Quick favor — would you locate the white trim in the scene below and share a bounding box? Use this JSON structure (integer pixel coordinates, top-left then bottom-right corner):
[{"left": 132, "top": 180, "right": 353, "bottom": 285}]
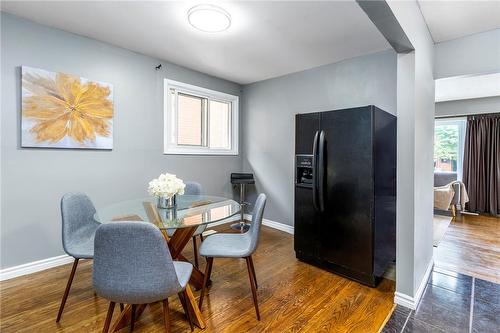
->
[
  {"left": 394, "top": 291, "right": 416, "bottom": 309},
  {"left": 434, "top": 118, "right": 466, "bottom": 180},
  {"left": 0, "top": 217, "right": 239, "bottom": 282},
  {"left": 163, "top": 79, "right": 239, "bottom": 156},
  {"left": 206, "top": 214, "right": 240, "bottom": 228},
  {"left": 208, "top": 213, "right": 294, "bottom": 235},
  {"left": 394, "top": 258, "right": 434, "bottom": 309},
  {"left": 0, "top": 254, "right": 74, "bottom": 282},
  {"left": 244, "top": 213, "right": 294, "bottom": 235},
  {"left": 0, "top": 215, "right": 293, "bottom": 282}
]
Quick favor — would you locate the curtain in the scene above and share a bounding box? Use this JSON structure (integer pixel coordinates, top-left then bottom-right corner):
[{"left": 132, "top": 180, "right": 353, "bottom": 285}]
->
[{"left": 462, "top": 113, "right": 500, "bottom": 216}]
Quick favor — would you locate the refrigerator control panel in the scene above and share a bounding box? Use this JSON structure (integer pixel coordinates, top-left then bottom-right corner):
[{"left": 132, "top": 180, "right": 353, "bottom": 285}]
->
[{"left": 296, "top": 155, "right": 313, "bottom": 187}]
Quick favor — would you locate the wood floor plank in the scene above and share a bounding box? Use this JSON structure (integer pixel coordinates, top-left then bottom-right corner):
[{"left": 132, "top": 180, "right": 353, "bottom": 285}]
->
[
  {"left": 434, "top": 213, "right": 500, "bottom": 284},
  {"left": 1, "top": 225, "right": 395, "bottom": 332}
]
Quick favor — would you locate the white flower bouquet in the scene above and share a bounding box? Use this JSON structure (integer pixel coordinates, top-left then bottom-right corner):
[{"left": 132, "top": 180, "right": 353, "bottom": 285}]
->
[{"left": 148, "top": 173, "right": 186, "bottom": 199}]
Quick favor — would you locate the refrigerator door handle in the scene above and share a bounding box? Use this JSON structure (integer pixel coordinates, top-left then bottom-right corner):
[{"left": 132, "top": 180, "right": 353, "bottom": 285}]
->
[
  {"left": 312, "top": 130, "right": 320, "bottom": 211},
  {"left": 318, "top": 130, "right": 326, "bottom": 212}
]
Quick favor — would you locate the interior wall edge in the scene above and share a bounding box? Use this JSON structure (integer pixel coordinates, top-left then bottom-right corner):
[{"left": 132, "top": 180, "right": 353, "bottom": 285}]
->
[{"left": 394, "top": 258, "right": 434, "bottom": 310}]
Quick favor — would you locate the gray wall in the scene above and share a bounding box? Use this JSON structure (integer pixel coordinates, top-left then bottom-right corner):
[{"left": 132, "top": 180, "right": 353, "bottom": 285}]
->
[
  {"left": 241, "top": 50, "right": 397, "bottom": 225},
  {"left": 388, "top": 0, "right": 435, "bottom": 300},
  {"left": 434, "top": 29, "right": 500, "bottom": 118},
  {"left": 0, "top": 13, "right": 242, "bottom": 269},
  {"left": 434, "top": 29, "right": 500, "bottom": 79}
]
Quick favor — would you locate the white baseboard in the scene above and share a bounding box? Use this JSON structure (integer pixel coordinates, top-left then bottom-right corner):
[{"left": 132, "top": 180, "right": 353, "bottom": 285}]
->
[
  {"left": 0, "top": 254, "right": 74, "bottom": 282},
  {"left": 394, "top": 258, "right": 434, "bottom": 310},
  {"left": 244, "top": 213, "right": 294, "bottom": 234},
  {"left": 0, "top": 215, "right": 294, "bottom": 282},
  {"left": 207, "top": 214, "right": 240, "bottom": 227},
  {"left": 394, "top": 292, "right": 415, "bottom": 309}
]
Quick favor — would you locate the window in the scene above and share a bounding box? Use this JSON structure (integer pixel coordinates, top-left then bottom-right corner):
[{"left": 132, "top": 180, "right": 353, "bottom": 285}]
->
[
  {"left": 434, "top": 118, "right": 466, "bottom": 180},
  {"left": 164, "top": 79, "right": 239, "bottom": 155}
]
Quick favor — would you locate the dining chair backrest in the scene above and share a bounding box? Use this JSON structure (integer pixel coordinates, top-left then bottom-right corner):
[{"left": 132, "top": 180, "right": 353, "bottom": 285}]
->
[
  {"left": 93, "top": 222, "right": 182, "bottom": 304},
  {"left": 167, "top": 181, "right": 203, "bottom": 238},
  {"left": 248, "top": 193, "right": 267, "bottom": 255},
  {"left": 185, "top": 181, "right": 202, "bottom": 195},
  {"left": 60, "top": 192, "right": 98, "bottom": 257},
  {"left": 184, "top": 181, "right": 206, "bottom": 237}
]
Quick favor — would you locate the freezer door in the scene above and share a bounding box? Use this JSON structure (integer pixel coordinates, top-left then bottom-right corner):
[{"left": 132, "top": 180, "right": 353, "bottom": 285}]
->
[
  {"left": 318, "top": 107, "right": 374, "bottom": 276},
  {"left": 294, "top": 186, "right": 321, "bottom": 259},
  {"left": 295, "top": 113, "right": 320, "bottom": 155},
  {"left": 294, "top": 113, "right": 321, "bottom": 259}
]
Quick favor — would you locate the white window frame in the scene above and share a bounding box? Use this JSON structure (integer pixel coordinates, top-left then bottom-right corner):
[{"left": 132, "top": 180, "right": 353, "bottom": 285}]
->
[
  {"left": 164, "top": 79, "right": 239, "bottom": 155},
  {"left": 434, "top": 117, "right": 467, "bottom": 180}
]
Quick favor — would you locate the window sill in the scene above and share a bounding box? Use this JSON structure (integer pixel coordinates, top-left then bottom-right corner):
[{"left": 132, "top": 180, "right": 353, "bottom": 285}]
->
[{"left": 163, "top": 149, "right": 239, "bottom": 156}]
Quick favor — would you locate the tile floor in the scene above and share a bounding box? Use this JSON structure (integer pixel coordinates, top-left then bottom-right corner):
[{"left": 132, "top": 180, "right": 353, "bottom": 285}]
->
[{"left": 383, "top": 267, "right": 500, "bottom": 333}]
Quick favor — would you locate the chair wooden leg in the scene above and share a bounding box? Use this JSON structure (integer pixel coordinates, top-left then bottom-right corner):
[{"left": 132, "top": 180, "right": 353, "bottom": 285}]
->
[
  {"left": 102, "top": 302, "right": 116, "bottom": 333},
  {"left": 451, "top": 204, "right": 457, "bottom": 217},
  {"left": 184, "top": 285, "right": 206, "bottom": 329},
  {"left": 200, "top": 234, "right": 204, "bottom": 242},
  {"left": 162, "top": 299, "right": 171, "bottom": 333},
  {"left": 178, "top": 292, "right": 188, "bottom": 315},
  {"left": 206, "top": 257, "right": 214, "bottom": 281},
  {"left": 109, "top": 304, "right": 146, "bottom": 333},
  {"left": 119, "top": 303, "right": 124, "bottom": 312},
  {"left": 56, "top": 258, "right": 79, "bottom": 322},
  {"left": 245, "top": 256, "right": 260, "bottom": 320},
  {"left": 180, "top": 291, "right": 194, "bottom": 331},
  {"left": 198, "top": 257, "right": 213, "bottom": 309},
  {"left": 130, "top": 304, "right": 136, "bottom": 332},
  {"left": 192, "top": 236, "right": 199, "bottom": 269},
  {"left": 248, "top": 255, "right": 258, "bottom": 290}
]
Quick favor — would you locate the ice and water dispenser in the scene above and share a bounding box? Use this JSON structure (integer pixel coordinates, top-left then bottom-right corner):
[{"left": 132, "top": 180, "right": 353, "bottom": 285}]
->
[{"left": 295, "top": 155, "right": 313, "bottom": 187}]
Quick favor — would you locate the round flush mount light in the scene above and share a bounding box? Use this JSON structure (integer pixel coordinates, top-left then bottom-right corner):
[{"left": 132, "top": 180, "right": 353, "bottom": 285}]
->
[{"left": 188, "top": 4, "right": 231, "bottom": 33}]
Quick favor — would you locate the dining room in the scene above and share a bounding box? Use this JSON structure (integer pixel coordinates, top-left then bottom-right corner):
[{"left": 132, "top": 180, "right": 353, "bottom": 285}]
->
[
  {"left": 0, "top": 1, "right": 400, "bottom": 331},
  {"left": 1, "top": 1, "right": 499, "bottom": 333}
]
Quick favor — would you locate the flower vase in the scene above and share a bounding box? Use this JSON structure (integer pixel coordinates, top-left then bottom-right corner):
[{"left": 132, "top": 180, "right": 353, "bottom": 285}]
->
[{"left": 157, "top": 195, "right": 177, "bottom": 209}]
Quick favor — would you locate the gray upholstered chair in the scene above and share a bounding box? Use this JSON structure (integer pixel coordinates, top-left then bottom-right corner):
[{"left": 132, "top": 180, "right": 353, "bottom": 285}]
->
[
  {"left": 198, "top": 193, "right": 267, "bottom": 320},
  {"left": 168, "top": 181, "right": 206, "bottom": 268},
  {"left": 56, "top": 192, "right": 100, "bottom": 322},
  {"left": 434, "top": 171, "right": 461, "bottom": 215},
  {"left": 93, "top": 222, "right": 194, "bottom": 333},
  {"left": 185, "top": 181, "right": 202, "bottom": 197}
]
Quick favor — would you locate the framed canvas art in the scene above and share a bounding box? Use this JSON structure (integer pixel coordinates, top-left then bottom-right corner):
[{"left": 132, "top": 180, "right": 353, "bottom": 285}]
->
[{"left": 21, "top": 66, "right": 114, "bottom": 149}]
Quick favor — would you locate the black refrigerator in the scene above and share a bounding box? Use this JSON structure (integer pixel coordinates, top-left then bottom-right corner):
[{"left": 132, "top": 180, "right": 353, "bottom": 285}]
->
[{"left": 294, "top": 105, "right": 396, "bottom": 287}]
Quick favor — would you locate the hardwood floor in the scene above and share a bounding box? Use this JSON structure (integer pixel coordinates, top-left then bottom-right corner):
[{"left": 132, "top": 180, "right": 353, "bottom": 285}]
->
[
  {"left": 434, "top": 213, "right": 500, "bottom": 284},
  {"left": 0, "top": 225, "right": 395, "bottom": 333}
]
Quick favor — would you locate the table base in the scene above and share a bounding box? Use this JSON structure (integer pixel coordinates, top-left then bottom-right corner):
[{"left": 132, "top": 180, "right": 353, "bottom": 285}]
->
[{"left": 109, "top": 203, "right": 208, "bottom": 332}]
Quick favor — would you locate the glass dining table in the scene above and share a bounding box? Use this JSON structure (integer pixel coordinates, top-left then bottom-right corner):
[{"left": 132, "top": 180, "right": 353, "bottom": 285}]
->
[
  {"left": 93, "top": 194, "right": 240, "bottom": 331},
  {"left": 94, "top": 195, "right": 240, "bottom": 230}
]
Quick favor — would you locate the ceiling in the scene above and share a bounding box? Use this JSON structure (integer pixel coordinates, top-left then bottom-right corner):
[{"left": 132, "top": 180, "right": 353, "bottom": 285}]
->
[
  {"left": 418, "top": 0, "right": 500, "bottom": 43},
  {"left": 0, "top": 1, "right": 391, "bottom": 85}
]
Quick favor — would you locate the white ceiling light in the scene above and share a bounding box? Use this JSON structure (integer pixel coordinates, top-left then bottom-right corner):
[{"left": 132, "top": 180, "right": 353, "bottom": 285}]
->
[{"left": 188, "top": 4, "right": 231, "bottom": 33}]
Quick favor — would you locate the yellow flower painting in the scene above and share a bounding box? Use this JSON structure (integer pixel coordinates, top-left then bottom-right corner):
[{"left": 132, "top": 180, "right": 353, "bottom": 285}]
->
[{"left": 21, "top": 66, "right": 113, "bottom": 149}]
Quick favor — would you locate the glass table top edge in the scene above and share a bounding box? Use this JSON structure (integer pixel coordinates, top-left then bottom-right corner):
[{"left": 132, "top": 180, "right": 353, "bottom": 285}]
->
[{"left": 93, "top": 195, "right": 241, "bottom": 230}]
